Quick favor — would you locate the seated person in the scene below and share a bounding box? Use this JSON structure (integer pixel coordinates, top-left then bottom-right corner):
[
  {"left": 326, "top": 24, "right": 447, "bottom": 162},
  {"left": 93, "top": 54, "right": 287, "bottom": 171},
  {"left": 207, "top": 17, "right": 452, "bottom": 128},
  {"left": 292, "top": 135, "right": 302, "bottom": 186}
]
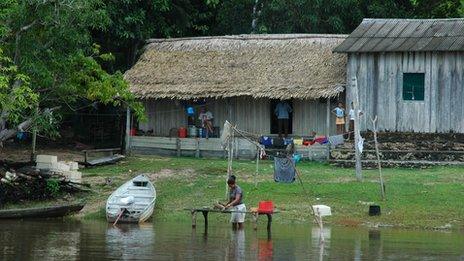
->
[
  {"left": 198, "top": 106, "right": 213, "bottom": 137},
  {"left": 305, "top": 131, "right": 328, "bottom": 146}
]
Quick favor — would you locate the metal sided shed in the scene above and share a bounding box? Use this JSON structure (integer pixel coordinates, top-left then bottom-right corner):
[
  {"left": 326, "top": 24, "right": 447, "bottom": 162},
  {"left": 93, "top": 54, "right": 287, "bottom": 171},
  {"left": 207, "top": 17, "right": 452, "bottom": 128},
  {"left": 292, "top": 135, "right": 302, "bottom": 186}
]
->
[{"left": 334, "top": 18, "right": 464, "bottom": 133}]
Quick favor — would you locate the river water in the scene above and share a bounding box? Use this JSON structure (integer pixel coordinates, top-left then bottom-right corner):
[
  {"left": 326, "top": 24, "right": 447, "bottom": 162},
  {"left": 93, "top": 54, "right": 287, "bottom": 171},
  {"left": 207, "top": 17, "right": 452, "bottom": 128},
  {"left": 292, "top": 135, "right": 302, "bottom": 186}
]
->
[{"left": 0, "top": 219, "right": 463, "bottom": 260}]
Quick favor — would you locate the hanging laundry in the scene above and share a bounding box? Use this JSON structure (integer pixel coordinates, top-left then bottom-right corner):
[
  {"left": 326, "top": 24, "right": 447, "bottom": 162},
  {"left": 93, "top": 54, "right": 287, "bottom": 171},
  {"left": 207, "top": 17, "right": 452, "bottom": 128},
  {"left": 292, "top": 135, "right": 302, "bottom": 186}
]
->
[
  {"left": 274, "top": 156, "right": 296, "bottom": 183},
  {"left": 259, "top": 136, "right": 273, "bottom": 148},
  {"left": 328, "top": 134, "right": 345, "bottom": 148},
  {"left": 283, "top": 138, "right": 294, "bottom": 145},
  {"left": 220, "top": 121, "right": 233, "bottom": 149},
  {"left": 259, "top": 148, "right": 267, "bottom": 159}
]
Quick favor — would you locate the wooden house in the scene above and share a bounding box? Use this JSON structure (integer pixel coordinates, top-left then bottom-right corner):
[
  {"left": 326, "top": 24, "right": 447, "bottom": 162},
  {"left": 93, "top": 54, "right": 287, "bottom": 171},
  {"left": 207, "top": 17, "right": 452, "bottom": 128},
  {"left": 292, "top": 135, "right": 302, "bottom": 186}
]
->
[
  {"left": 334, "top": 18, "right": 464, "bottom": 133},
  {"left": 124, "top": 34, "right": 347, "bottom": 158}
]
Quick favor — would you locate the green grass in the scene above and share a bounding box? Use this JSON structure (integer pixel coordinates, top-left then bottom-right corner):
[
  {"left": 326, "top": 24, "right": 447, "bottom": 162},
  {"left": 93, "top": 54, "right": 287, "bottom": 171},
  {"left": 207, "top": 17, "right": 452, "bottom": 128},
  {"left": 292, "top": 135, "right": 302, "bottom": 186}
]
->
[{"left": 79, "top": 156, "right": 464, "bottom": 230}]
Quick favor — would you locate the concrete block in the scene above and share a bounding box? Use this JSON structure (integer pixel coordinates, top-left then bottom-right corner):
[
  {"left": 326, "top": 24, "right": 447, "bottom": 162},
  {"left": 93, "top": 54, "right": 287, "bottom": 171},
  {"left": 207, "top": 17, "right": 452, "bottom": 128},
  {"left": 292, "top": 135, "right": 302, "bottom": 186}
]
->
[
  {"left": 54, "top": 161, "right": 70, "bottom": 172},
  {"left": 36, "top": 162, "right": 57, "bottom": 170},
  {"left": 63, "top": 171, "right": 82, "bottom": 183},
  {"left": 36, "top": 155, "right": 57, "bottom": 163},
  {"left": 67, "top": 161, "right": 79, "bottom": 171}
]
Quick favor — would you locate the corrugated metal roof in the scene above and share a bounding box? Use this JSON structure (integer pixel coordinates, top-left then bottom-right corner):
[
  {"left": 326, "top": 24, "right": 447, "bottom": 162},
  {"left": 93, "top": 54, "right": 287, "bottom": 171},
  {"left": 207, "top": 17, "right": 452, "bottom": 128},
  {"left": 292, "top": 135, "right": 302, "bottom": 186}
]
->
[{"left": 334, "top": 18, "right": 464, "bottom": 52}]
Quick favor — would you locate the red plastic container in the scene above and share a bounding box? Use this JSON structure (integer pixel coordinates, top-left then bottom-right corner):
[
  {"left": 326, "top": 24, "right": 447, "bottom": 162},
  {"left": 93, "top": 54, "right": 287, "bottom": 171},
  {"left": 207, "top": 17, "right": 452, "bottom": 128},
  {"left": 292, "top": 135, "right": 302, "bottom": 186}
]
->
[
  {"left": 178, "top": 127, "right": 187, "bottom": 138},
  {"left": 258, "top": 201, "right": 274, "bottom": 214}
]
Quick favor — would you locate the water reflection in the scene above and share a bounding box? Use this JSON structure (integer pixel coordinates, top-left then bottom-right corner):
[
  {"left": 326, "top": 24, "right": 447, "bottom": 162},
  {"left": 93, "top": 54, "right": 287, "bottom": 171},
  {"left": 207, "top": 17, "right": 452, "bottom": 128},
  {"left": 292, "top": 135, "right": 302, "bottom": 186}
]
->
[
  {"left": 257, "top": 236, "right": 273, "bottom": 261},
  {"left": 226, "top": 229, "right": 245, "bottom": 260},
  {"left": 311, "top": 226, "right": 331, "bottom": 261},
  {"left": 0, "top": 219, "right": 82, "bottom": 260},
  {"left": 0, "top": 220, "right": 463, "bottom": 260},
  {"left": 105, "top": 223, "right": 154, "bottom": 260}
]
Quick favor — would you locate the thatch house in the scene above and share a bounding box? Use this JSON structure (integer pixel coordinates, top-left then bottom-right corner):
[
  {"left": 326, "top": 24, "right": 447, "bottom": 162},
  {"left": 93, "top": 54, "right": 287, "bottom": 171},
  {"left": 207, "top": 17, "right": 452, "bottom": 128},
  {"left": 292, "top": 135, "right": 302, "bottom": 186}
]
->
[
  {"left": 334, "top": 18, "right": 464, "bottom": 133},
  {"left": 124, "top": 34, "right": 347, "bottom": 157}
]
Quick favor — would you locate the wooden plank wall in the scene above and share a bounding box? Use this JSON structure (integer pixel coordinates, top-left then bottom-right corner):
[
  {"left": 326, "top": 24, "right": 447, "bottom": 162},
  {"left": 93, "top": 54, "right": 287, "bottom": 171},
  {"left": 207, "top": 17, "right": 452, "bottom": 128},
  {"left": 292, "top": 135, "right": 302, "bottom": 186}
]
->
[
  {"left": 346, "top": 52, "right": 464, "bottom": 133},
  {"left": 233, "top": 97, "right": 270, "bottom": 134},
  {"left": 138, "top": 99, "right": 185, "bottom": 136},
  {"left": 130, "top": 136, "right": 330, "bottom": 160},
  {"left": 138, "top": 97, "right": 338, "bottom": 136},
  {"left": 293, "top": 99, "right": 338, "bottom": 136}
]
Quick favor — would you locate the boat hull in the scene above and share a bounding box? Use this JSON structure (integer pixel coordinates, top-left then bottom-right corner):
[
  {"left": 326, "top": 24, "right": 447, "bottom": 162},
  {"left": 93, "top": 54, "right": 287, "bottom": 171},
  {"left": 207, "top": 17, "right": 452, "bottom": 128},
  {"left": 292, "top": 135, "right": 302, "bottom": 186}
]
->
[
  {"left": 0, "top": 203, "right": 85, "bottom": 219},
  {"left": 106, "top": 174, "right": 156, "bottom": 223}
]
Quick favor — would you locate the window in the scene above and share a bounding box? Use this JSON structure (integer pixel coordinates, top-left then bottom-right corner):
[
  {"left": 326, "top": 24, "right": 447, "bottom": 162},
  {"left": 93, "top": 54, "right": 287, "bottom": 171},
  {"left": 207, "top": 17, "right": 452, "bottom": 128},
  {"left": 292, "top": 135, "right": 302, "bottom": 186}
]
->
[{"left": 403, "top": 73, "right": 425, "bottom": 101}]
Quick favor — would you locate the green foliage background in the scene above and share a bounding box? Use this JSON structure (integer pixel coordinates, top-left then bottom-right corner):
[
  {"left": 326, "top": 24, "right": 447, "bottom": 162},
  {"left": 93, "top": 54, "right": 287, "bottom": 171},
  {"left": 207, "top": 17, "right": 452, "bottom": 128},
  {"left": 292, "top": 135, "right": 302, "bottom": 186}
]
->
[{"left": 0, "top": 0, "right": 462, "bottom": 139}]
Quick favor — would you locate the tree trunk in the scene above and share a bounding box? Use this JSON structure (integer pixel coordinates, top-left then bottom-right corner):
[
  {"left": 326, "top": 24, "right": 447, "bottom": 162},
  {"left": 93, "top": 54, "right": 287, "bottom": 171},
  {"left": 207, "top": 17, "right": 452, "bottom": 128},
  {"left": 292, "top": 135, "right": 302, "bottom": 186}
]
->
[
  {"left": 351, "top": 76, "right": 363, "bottom": 181},
  {"left": 0, "top": 107, "right": 60, "bottom": 146}
]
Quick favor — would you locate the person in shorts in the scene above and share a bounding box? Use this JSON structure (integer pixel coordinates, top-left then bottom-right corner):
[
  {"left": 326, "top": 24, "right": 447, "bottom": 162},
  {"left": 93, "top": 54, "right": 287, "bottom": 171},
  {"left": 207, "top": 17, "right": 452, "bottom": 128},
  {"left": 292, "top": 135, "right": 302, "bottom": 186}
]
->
[
  {"left": 225, "top": 175, "right": 246, "bottom": 230},
  {"left": 332, "top": 102, "right": 346, "bottom": 134}
]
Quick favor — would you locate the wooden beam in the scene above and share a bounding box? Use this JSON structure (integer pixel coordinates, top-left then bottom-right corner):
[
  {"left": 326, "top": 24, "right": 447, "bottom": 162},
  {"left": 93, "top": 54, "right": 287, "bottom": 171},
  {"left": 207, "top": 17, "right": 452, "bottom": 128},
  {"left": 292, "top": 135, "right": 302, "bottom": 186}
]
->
[
  {"left": 176, "top": 138, "right": 181, "bottom": 157},
  {"left": 351, "top": 76, "right": 363, "bottom": 181},
  {"left": 326, "top": 98, "right": 330, "bottom": 136},
  {"left": 125, "top": 108, "right": 131, "bottom": 153}
]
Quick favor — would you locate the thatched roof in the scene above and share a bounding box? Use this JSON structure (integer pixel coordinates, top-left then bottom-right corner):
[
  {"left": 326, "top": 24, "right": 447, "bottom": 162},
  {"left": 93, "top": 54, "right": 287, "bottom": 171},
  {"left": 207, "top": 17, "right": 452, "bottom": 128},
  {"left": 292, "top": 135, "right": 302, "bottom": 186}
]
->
[
  {"left": 334, "top": 18, "right": 464, "bottom": 53},
  {"left": 125, "top": 34, "right": 347, "bottom": 100}
]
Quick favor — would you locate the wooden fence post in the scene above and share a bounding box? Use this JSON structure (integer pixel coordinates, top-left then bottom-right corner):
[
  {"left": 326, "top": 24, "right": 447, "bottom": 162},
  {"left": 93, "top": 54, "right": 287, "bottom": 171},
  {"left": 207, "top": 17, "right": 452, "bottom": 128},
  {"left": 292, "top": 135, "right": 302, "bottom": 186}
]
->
[
  {"left": 125, "top": 108, "right": 131, "bottom": 154},
  {"left": 176, "top": 138, "right": 181, "bottom": 157},
  {"left": 195, "top": 138, "right": 200, "bottom": 158},
  {"left": 351, "top": 76, "right": 363, "bottom": 181},
  {"left": 372, "top": 116, "right": 386, "bottom": 200}
]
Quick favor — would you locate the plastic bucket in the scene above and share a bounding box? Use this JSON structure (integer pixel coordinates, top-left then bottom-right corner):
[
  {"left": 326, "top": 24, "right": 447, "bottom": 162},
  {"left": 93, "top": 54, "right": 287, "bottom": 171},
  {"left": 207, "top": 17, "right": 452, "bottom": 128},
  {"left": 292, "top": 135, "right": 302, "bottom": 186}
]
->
[
  {"left": 258, "top": 201, "right": 274, "bottom": 214},
  {"left": 178, "top": 127, "right": 187, "bottom": 138}
]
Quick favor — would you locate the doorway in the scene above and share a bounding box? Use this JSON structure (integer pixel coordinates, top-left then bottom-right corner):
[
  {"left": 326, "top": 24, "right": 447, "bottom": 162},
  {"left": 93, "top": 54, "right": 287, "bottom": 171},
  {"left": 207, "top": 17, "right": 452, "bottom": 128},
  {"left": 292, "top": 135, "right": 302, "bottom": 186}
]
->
[{"left": 270, "top": 99, "right": 293, "bottom": 135}]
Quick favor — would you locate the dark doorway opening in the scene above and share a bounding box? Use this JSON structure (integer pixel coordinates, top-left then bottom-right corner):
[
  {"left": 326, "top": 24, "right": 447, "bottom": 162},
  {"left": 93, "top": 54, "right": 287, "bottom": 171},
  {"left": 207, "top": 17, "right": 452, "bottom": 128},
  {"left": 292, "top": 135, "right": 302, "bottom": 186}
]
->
[{"left": 270, "top": 99, "right": 293, "bottom": 135}]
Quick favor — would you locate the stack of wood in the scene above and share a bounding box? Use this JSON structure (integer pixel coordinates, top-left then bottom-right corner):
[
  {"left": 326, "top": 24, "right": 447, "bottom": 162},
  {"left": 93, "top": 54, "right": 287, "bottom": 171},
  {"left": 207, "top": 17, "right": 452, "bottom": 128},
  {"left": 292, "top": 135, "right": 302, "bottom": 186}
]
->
[
  {"left": 330, "top": 132, "right": 464, "bottom": 168},
  {"left": 0, "top": 164, "right": 89, "bottom": 205}
]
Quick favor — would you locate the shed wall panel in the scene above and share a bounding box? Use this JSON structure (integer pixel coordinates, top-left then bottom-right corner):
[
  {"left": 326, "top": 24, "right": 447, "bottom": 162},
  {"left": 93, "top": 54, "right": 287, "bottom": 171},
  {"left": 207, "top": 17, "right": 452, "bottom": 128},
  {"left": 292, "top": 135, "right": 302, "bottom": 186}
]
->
[
  {"left": 293, "top": 99, "right": 337, "bottom": 136},
  {"left": 346, "top": 51, "right": 464, "bottom": 133},
  {"left": 139, "top": 97, "right": 336, "bottom": 137}
]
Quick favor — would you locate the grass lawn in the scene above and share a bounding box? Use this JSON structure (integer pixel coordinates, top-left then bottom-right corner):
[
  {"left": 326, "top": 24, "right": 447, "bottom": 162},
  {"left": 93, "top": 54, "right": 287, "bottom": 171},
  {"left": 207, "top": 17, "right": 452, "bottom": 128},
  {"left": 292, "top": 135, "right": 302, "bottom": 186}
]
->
[{"left": 79, "top": 155, "right": 464, "bottom": 230}]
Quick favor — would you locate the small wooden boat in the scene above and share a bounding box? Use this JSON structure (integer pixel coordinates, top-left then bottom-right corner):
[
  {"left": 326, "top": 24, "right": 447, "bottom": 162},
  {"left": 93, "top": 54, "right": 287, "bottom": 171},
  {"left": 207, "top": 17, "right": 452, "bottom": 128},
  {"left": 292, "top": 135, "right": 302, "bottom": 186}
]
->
[
  {"left": 106, "top": 174, "right": 156, "bottom": 223},
  {"left": 0, "top": 203, "right": 85, "bottom": 219}
]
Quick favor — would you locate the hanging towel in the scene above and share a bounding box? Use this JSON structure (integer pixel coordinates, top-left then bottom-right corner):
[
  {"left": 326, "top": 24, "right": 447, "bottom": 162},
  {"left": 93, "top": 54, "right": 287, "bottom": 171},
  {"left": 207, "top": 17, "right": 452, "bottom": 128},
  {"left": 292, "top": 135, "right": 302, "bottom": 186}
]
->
[
  {"left": 328, "top": 134, "right": 345, "bottom": 148},
  {"left": 274, "top": 157, "right": 296, "bottom": 183}
]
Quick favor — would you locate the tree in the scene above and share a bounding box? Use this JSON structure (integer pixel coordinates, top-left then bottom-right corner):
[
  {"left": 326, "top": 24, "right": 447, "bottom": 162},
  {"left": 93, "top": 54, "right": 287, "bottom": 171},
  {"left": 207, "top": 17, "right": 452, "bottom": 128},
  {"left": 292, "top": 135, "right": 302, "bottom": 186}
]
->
[
  {"left": 95, "top": 0, "right": 219, "bottom": 72},
  {"left": 0, "top": 0, "right": 143, "bottom": 146},
  {"left": 413, "top": 0, "right": 461, "bottom": 18}
]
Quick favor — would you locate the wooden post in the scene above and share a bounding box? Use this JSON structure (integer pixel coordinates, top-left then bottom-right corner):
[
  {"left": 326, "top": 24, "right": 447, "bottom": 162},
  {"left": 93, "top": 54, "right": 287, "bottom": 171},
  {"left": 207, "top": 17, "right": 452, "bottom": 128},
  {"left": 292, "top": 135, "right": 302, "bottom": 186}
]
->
[
  {"left": 125, "top": 108, "right": 131, "bottom": 154},
  {"left": 191, "top": 210, "right": 197, "bottom": 228},
  {"left": 195, "top": 138, "right": 200, "bottom": 158},
  {"left": 326, "top": 98, "right": 331, "bottom": 137},
  {"left": 326, "top": 99, "right": 331, "bottom": 161},
  {"left": 351, "top": 76, "right": 363, "bottom": 181},
  {"left": 234, "top": 136, "right": 238, "bottom": 159},
  {"left": 84, "top": 151, "right": 88, "bottom": 164},
  {"left": 252, "top": 212, "right": 259, "bottom": 230},
  {"left": 201, "top": 210, "right": 208, "bottom": 233},
  {"left": 176, "top": 138, "right": 181, "bottom": 157},
  {"left": 226, "top": 132, "right": 234, "bottom": 199},
  {"left": 372, "top": 116, "right": 386, "bottom": 200},
  {"left": 30, "top": 105, "right": 39, "bottom": 162},
  {"left": 266, "top": 213, "right": 272, "bottom": 231},
  {"left": 254, "top": 148, "right": 259, "bottom": 188}
]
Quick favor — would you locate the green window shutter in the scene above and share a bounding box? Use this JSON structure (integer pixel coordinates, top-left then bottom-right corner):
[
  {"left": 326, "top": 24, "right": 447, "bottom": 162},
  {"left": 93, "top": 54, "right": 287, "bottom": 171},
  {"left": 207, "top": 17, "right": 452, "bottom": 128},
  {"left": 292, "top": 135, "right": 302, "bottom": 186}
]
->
[{"left": 403, "top": 73, "right": 425, "bottom": 101}]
